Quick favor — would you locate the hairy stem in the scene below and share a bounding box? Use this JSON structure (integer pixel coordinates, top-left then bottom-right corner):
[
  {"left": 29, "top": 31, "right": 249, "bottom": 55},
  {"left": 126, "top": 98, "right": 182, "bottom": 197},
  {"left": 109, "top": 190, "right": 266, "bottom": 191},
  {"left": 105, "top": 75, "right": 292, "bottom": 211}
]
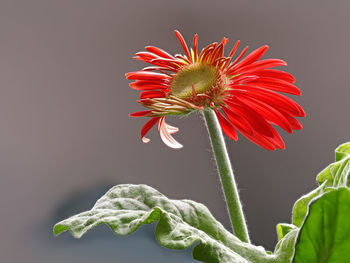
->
[{"left": 203, "top": 108, "right": 250, "bottom": 243}]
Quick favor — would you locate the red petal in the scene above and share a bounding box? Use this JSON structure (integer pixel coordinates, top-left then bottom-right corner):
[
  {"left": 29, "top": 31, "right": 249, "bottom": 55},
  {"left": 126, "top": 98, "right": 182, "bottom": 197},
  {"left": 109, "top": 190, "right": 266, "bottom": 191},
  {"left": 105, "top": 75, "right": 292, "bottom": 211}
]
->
[
  {"left": 130, "top": 81, "right": 169, "bottom": 90},
  {"left": 241, "top": 130, "right": 276, "bottom": 150},
  {"left": 228, "top": 85, "right": 305, "bottom": 117},
  {"left": 150, "top": 58, "right": 184, "bottom": 69},
  {"left": 233, "top": 45, "right": 269, "bottom": 70},
  {"left": 145, "top": 46, "right": 175, "bottom": 60},
  {"left": 135, "top": 52, "right": 159, "bottom": 61},
  {"left": 221, "top": 106, "right": 254, "bottom": 136},
  {"left": 174, "top": 54, "right": 192, "bottom": 64},
  {"left": 213, "top": 108, "right": 238, "bottom": 141},
  {"left": 130, "top": 110, "right": 153, "bottom": 117},
  {"left": 235, "top": 95, "right": 292, "bottom": 133},
  {"left": 174, "top": 30, "right": 192, "bottom": 62},
  {"left": 209, "top": 43, "right": 224, "bottom": 64},
  {"left": 245, "top": 77, "right": 301, "bottom": 95},
  {"left": 224, "top": 98, "right": 275, "bottom": 138},
  {"left": 278, "top": 109, "right": 303, "bottom": 130},
  {"left": 142, "top": 66, "right": 176, "bottom": 73},
  {"left": 268, "top": 128, "right": 285, "bottom": 149},
  {"left": 228, "top": 40, "right": 240, "bottom": 58},
  {"left": 232, "top": 59, "right": 287, "bottom": 75},
  {"left": 234, "top": 123, "right": 285, "bottom": 150},
  {"left": 223, "top": 40, "right": 240, "bottom": 68},
  {"left": 255, "top": 69, "right": 295, "bottom": 83},
  {"left": 140, "top": 91, "right": 165, "bottom": 99},
  {"left": 199, "top": 43, "right": 217, "bottom": 62},
  {"left": 201, "top": 46, "right": 216, "bottom": 63},
  {"left": 141, "top": 117, "right": 160, "bottom": 143},
  {"left": 232, "top": 74, "right": 260, "bottom": 84},
  {"left": 228, "top": 46, "right": 248, "bottom": 68},
  {"left": 126, "top": 71, "right": 169, "bottom": 81},
  {"left": 193, "top": 34, "right": 198, "bottom": 62}
]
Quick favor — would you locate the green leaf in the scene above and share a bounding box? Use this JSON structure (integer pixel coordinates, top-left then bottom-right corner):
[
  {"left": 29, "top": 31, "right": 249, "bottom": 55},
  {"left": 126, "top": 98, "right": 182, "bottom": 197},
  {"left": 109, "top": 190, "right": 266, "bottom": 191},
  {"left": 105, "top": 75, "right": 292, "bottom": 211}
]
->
[
  {"left": 54, "top": 184, "right": 294, "bottom": 263},
  {"left": 317, "top": 143, "right": 350, "bottom": 188},
  {"left": 292, "top": 183, "right": 327, "bottom": 227},
  {"left": 276, "top": 142, "right": 350, "bottom": 262},
  {"left": 276, "top": 223, "right": 298, "bottom": 241},
  {"left": 274, "top": 228, "right": 299, "bottom": 262},
  {"left": 54, "top": 143, "right": 350, "bottom": 263},
  {"left": 335, "top": 142, "right": 350, "bottom": 161},
  {"left": 292, "top": 142, "right": 350, "bottom": 227},
  {"left": 293, "top": 187, "right": 350, "bottom": 263}
]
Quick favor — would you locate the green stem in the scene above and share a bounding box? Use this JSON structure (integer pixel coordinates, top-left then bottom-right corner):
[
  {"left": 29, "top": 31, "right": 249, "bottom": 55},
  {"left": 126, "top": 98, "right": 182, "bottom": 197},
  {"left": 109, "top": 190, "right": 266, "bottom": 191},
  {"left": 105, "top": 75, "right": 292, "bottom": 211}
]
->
[{"left": 203, "top": 108, "right": 250, "bottom": 243}]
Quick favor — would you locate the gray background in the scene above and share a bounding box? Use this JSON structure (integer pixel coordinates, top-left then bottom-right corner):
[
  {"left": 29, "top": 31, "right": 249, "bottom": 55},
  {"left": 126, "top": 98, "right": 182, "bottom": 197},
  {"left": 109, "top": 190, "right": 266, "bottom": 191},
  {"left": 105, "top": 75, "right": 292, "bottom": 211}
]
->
[{"left": 1, "top": 0, "right": 350, "bottom": 262}]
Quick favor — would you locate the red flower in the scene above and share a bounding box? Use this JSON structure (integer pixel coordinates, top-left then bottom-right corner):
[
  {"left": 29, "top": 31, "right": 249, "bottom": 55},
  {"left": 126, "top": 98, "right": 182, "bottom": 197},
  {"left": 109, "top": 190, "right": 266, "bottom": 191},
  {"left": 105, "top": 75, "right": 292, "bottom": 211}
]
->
[{"left": 127, "top": 30, "right": 305, "bottom": 150}]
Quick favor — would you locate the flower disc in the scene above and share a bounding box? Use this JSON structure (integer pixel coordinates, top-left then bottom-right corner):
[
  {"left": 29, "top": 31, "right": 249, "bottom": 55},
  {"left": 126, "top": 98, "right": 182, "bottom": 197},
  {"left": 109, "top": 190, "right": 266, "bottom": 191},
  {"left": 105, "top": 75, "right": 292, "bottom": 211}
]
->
[{"left": 170, "top": 64, "right": 219, "bottom": 99}]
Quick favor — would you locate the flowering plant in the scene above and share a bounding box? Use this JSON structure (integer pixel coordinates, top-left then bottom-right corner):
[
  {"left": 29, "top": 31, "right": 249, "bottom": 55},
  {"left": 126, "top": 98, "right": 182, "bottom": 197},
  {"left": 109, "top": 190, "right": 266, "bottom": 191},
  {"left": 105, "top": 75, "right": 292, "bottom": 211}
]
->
[
  {"left": 127, "top": 30, "right": 304, "bottom": 150},
  {"left": 54, "top": 31, "right": 350, "bottom": 262}
]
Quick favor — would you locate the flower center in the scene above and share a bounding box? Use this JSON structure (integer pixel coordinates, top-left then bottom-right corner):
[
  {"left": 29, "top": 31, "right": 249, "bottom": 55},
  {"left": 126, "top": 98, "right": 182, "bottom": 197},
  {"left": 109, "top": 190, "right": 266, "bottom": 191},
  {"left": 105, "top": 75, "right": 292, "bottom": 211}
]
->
[{"left": 170, "top": 64, "right": 219, "bottom": 99}]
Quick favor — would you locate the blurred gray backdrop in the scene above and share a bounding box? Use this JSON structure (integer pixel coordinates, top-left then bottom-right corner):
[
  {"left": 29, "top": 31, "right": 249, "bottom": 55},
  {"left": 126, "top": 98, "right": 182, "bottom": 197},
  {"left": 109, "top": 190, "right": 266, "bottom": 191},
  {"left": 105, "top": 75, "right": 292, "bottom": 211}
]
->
[{"left": 1, "top": 0, "right": 350, "bottom": 262}]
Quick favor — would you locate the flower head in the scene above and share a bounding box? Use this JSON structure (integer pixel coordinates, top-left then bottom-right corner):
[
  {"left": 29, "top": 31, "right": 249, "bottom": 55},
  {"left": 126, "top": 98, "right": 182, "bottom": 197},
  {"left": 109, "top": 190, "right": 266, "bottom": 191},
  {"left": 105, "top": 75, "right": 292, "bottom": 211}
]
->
[{"left": 127, "top": 30, "right": 305, "bottom": 150}]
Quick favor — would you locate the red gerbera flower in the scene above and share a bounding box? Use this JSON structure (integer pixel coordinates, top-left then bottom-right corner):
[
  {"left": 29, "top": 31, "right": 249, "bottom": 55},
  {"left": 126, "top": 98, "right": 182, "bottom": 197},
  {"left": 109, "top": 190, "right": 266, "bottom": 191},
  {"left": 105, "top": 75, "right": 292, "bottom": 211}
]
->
[{"left": 126, "top": 30, "right": 305, "bottom": 150}]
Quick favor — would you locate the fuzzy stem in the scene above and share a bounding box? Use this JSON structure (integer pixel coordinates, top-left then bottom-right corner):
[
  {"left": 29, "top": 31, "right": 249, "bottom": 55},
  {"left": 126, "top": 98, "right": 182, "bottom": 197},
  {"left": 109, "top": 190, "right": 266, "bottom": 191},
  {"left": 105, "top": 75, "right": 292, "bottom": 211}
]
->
[{"left": 203, "top": 108, "right": 250, "bottom": 243}]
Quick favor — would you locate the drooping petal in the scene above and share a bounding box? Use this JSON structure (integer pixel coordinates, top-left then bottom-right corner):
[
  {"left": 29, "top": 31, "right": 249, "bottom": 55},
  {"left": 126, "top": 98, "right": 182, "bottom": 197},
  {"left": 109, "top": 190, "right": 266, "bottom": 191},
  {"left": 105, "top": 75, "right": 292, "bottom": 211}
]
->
[
  {"left": 165, "top": 122, "right": 179, "bottom": 134},
  {"left": 158, "top": 117, "right": 183, "bottom": 149},
  {"left": 141, "top": 117, "right": 160, "bottom": 143}
]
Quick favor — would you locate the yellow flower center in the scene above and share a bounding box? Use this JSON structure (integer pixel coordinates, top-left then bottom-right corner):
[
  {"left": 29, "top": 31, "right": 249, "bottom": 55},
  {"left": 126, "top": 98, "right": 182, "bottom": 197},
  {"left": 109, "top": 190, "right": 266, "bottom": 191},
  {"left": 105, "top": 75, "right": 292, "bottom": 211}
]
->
[{"left": 170, "top": 64, "right": 219, "bottom": 99}]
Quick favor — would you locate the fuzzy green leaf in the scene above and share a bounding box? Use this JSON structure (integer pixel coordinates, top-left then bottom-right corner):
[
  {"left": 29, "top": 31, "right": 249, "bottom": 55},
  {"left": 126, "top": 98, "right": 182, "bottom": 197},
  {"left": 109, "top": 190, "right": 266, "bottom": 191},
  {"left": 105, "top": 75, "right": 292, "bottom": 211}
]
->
[
  {"left": 335, "top": 142, "right": 350, "bottom": 162},
  {"left": 54, "top": 184, "right": 295, "bottom": 263},
  {"left": 293, "top": 187, "right": 350, "bottom": 262},
  {"left": 276, "top": 223, "right": 298, "bottom": 241},
  {"left": 274, "top": 228, "right": 299, "bottom": 261}
]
